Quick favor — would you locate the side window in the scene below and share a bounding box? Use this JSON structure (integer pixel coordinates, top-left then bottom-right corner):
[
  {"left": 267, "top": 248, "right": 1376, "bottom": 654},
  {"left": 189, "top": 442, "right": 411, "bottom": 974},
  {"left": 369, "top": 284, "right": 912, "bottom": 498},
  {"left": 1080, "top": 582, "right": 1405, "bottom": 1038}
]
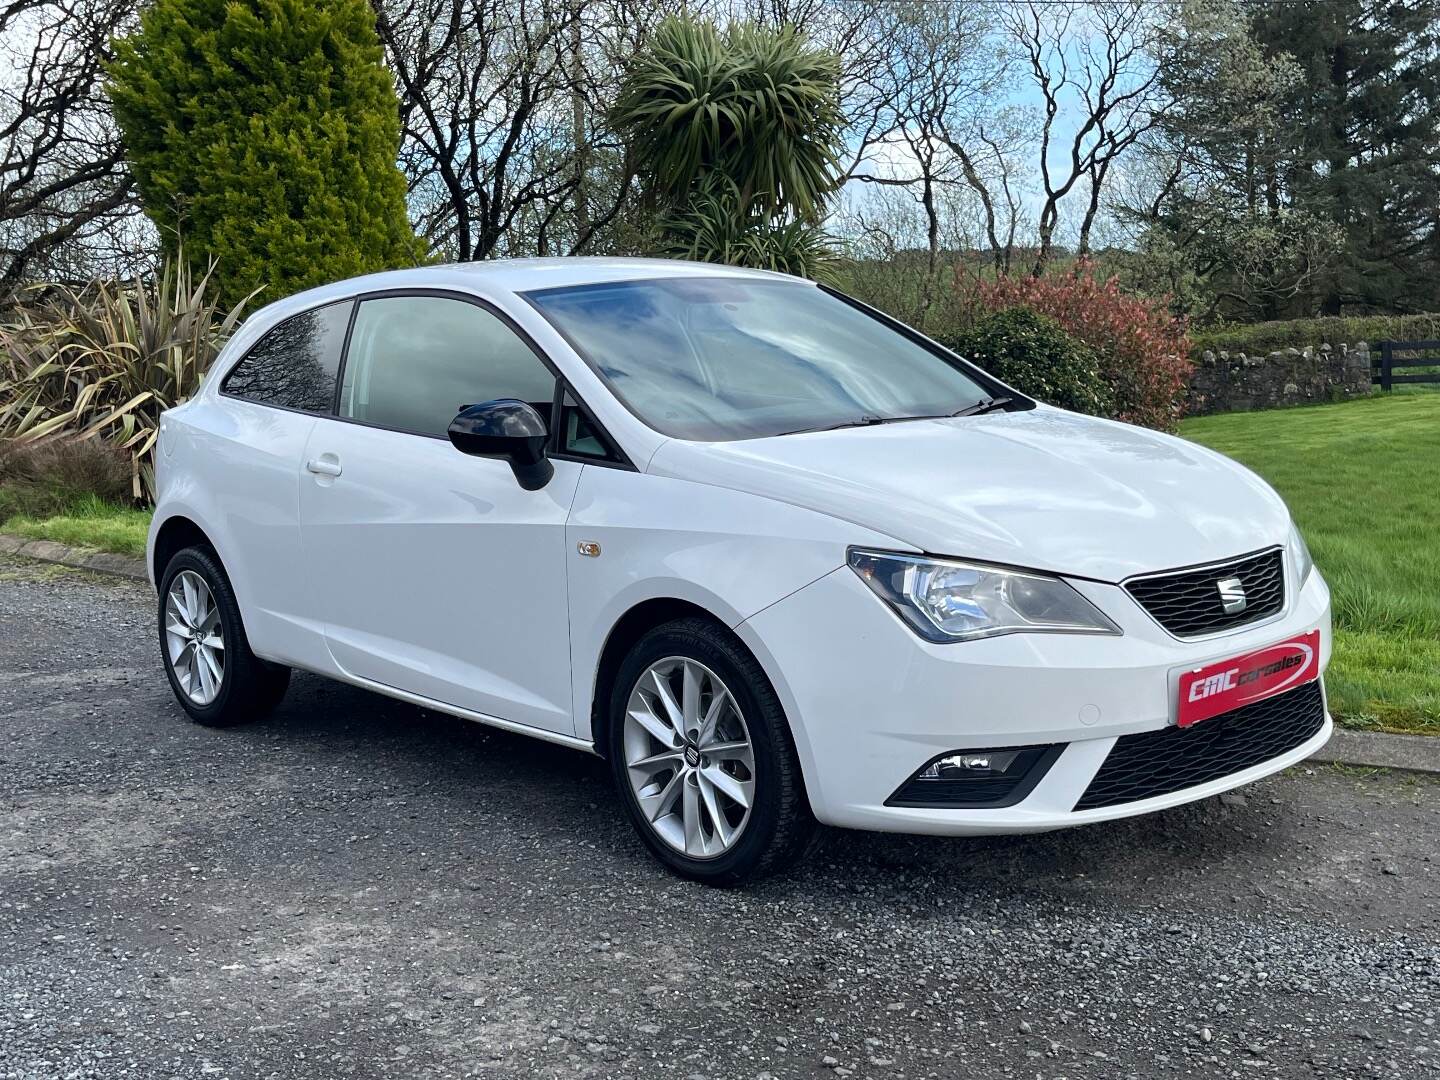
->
[
  {"left": 559, "top": 390, "right": 619, "bottom": 461},
  {"left": 222, "top": 301, "right": 351, "bottom": 413},
  {"left": 340, "top": 295, "right": 555, "bottom": 437}
]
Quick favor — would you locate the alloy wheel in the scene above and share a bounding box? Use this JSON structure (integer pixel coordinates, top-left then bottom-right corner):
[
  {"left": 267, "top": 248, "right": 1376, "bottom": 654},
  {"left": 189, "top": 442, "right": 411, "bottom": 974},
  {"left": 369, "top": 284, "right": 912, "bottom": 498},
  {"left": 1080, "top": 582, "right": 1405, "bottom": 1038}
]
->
[
  {"left": 164, "top": 570, "right": 225, "bottom": 705},
  {"left": 622, "top": 656, "right": 756, "bottom": 859}
]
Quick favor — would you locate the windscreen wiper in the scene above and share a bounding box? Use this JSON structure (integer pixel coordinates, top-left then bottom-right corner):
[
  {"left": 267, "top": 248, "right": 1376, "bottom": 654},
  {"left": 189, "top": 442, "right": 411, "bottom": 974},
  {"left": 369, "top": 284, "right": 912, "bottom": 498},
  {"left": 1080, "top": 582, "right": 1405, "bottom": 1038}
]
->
[
  {"left": 950, "top": 396, "right": 1014, "bottom": 417},
  {"left": 776, "top": 415, "right": 889, "bottom": 436},
  {"left": 779, "top": 403, "right": 1012, "bottom": 436}
]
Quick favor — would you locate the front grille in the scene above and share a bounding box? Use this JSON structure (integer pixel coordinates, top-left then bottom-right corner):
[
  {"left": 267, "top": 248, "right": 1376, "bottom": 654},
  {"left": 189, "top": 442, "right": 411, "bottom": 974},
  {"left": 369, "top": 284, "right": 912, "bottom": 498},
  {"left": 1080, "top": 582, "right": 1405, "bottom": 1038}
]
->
[
  {"left": 1074, "top": 680, "right": 1325, "bottom": 811},
  {"left": 1125, "top": 548, "right": 1285, "bottom": 637}
]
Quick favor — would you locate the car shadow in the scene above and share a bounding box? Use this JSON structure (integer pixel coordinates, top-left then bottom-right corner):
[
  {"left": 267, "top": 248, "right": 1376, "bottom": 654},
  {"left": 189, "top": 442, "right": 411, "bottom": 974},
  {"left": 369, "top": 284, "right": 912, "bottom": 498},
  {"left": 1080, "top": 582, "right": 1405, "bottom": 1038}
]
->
[{"left": 239, "top": 672, "right": 1307, "bottom": 910}]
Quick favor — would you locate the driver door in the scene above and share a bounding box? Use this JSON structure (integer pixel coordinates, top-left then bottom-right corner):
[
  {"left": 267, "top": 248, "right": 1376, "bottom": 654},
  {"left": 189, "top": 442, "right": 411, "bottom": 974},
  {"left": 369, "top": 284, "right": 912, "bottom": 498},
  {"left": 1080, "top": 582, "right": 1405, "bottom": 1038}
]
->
[{"left": 298, "top": 292, "right": 581, "bottom": 736}]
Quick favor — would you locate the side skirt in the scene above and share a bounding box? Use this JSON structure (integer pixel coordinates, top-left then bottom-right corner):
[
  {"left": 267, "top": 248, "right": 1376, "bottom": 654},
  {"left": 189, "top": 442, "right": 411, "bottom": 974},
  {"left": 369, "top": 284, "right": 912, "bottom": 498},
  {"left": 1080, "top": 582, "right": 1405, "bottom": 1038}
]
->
[{"left": 285, "top": 662, "right": 601, "bottom": 756}]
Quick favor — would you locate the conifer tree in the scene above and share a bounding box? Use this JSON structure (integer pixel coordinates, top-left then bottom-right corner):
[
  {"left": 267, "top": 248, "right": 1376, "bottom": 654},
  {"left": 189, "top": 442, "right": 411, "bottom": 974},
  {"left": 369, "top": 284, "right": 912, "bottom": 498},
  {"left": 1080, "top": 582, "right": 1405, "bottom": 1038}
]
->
[
  {"left": 1251, "top": 0, "right": 1440, "bottom": 312},
  {"left": 108, "top": 0, "right": 422, "bottom": 304}
]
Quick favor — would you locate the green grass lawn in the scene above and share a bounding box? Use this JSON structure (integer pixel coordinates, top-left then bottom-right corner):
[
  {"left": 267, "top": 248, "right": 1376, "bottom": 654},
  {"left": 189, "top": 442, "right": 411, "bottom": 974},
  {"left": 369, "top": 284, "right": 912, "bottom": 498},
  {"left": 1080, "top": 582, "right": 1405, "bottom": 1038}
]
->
[
  {"left": 1182, "top": 392, "right": 1440, "bottom": 735},
  {"left": 2, "top": 494, "right": 151, "bottom": 558}
]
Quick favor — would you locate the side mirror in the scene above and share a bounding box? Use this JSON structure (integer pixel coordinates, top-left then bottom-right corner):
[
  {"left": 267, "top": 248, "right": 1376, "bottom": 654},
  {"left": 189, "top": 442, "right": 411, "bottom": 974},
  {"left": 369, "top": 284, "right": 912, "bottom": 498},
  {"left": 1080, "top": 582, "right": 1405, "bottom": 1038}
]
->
[{"left": 447, "top": 399, "right": 554, "bottom": 491}]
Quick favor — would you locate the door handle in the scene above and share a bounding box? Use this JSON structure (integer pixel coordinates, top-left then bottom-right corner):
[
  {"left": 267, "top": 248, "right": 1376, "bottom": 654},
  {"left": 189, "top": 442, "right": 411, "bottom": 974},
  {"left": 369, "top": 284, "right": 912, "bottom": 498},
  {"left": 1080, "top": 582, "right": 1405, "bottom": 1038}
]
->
[{"left": 306, "top": 456, "right": 343, "bottom": 477}]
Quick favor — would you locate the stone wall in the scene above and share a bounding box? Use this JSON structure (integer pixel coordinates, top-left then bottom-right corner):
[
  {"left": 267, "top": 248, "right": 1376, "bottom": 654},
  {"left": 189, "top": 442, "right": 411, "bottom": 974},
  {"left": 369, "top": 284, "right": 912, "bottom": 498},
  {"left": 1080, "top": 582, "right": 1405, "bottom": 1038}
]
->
[{"left": 1186, "top": 341, "right": 1374, "bottom": 416}]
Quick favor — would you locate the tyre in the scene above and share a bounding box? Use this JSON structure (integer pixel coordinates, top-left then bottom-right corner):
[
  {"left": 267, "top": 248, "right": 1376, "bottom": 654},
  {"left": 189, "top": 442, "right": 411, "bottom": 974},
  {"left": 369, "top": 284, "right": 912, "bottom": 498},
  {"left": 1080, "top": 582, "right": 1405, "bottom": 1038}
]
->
[
  {"left": 158, "top": 545, "right": 290, "bottom": 727},
  {"left": 607, "top": 616, "right": 817, "bottom": 885}
]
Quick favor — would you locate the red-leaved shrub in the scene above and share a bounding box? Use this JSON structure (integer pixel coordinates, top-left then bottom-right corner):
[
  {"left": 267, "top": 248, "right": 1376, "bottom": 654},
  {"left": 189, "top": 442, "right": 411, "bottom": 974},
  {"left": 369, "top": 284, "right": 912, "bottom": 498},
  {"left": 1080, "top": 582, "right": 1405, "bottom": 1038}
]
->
[{"left": 959, "top": 262, "right": 1193, "bottom": 431}]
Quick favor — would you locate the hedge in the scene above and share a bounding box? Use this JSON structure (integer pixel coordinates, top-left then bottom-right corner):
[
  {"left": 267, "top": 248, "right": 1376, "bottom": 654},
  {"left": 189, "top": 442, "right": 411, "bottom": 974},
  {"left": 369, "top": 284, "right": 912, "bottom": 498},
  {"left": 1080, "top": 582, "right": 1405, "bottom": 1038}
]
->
[
  {"left": 1192, "top": 313, "right": 1440, "bottom": 357},
  {"left": 943, "top": 308, "right": 1113, "bottom": 418}
]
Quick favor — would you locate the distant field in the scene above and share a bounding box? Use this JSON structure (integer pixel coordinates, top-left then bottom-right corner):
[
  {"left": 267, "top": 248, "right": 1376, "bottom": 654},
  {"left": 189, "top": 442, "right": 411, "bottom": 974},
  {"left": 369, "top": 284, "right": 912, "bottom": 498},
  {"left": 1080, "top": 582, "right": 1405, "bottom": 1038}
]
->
[{"left": 1181, "top": 392, "right": 1440, "bottom": 735}]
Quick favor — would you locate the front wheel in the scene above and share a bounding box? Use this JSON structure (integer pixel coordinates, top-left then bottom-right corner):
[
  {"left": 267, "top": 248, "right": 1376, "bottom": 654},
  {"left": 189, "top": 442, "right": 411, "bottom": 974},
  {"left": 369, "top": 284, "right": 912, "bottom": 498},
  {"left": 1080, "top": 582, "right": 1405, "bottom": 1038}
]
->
[
  {"left": 158, "top": 546, "right": 290, "bottom": 727},
  {"left": 607, "top": 617, "right": 816, "bottom": 885}
]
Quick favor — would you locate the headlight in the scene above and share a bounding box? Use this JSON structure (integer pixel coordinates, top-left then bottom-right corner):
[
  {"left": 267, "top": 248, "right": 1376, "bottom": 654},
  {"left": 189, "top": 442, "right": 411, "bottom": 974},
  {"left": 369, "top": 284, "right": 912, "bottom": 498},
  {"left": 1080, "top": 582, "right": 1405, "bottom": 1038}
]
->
[
  {"left": 848, "top": 549, "right": 1121, "bottom": 643},
  {"left": 1289, "top": 521, "right": 1314, "bottom": 585}
]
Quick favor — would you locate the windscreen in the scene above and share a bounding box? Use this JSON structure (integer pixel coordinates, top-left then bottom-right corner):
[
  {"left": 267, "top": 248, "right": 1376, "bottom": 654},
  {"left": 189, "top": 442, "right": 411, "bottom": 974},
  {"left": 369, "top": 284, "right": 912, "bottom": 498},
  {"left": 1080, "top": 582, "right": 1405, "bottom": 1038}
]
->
[{"left": 524, "top": 277, "right": 993, "bottom": 441}]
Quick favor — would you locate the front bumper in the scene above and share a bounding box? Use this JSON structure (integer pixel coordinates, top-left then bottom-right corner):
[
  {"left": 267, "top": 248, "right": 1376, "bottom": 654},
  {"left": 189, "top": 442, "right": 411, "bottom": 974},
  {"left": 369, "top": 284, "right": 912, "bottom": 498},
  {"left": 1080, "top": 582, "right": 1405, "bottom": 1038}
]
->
[{"left": 736, "top": 562, "right": 1332, "bottom": 835}]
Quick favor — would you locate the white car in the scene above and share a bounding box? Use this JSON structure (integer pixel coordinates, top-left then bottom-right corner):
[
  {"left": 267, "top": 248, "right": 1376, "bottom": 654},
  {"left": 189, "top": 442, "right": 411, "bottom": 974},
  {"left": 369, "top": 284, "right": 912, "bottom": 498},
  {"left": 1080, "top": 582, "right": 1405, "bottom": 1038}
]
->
[{"left": 149, "top": 258, "right": 1332, "bottom": 884}]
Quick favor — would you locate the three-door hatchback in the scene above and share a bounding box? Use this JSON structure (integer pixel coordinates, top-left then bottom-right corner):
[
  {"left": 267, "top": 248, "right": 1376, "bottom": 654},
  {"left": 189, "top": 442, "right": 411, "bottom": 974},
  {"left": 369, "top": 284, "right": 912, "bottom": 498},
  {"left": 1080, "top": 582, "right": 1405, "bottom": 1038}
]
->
[{"left": 150, "top": 258, "right": 1332, "bottom": 884}]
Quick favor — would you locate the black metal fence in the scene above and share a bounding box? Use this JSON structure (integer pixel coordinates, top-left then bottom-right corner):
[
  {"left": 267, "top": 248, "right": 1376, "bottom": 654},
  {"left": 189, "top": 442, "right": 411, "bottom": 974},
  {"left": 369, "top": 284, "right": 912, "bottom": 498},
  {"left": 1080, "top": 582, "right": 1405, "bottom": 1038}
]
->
[{"left": 1374, "top": 340, "right": 1440, "bottom": 389}]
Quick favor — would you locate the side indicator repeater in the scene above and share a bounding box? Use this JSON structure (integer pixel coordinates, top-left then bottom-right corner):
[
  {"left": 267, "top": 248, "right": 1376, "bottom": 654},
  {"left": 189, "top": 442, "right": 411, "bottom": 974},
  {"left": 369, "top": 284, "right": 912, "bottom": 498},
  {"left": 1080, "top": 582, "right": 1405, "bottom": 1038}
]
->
[{"left": 577, "top": 541, "right": 602, "bottom": 558}]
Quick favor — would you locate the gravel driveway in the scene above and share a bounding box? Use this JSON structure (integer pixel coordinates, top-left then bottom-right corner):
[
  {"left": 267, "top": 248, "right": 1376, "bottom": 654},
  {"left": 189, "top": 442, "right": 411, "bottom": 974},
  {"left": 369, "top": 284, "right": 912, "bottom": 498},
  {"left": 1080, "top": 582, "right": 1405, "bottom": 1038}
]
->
[{"left": 1, "top": 553, "right": 1437, "bottom": 1080}]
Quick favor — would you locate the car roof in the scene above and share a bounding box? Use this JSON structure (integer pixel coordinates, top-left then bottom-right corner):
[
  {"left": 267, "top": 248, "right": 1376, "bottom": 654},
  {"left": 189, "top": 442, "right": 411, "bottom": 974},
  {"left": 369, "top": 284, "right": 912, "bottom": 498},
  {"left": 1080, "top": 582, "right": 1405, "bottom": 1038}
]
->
[
  {"left": 240, "top": 257, "right": 808, "bottom": 328},
  {"left": 446, "top": 256, "right": 800, "bottom": 291}
]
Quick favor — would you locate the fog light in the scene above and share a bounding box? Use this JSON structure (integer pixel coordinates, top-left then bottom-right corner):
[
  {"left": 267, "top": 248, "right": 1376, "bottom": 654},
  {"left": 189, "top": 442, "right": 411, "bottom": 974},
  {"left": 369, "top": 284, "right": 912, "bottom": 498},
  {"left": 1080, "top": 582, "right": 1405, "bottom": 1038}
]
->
[
  {"left": 916, "top": 751, "right": 1021, "bottom": 779},
  {"left": 888, "top": 744, "right": 1064, "bottom": 809}
]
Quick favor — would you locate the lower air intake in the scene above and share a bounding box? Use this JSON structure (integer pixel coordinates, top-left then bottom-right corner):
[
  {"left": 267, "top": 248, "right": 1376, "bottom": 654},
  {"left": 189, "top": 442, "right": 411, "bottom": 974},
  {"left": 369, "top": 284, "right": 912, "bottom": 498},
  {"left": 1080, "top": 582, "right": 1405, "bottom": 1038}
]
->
[{"left": 1074, "top": 680, "right": 1325, "bottom": 811}]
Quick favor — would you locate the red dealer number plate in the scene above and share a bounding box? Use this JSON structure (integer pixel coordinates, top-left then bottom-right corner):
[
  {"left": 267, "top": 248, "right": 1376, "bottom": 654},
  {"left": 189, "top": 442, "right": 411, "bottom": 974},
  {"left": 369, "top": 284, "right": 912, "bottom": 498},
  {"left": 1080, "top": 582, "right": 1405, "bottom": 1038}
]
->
[{"left": 1177, "top": 630, "right": 1322, "bottom": 728}]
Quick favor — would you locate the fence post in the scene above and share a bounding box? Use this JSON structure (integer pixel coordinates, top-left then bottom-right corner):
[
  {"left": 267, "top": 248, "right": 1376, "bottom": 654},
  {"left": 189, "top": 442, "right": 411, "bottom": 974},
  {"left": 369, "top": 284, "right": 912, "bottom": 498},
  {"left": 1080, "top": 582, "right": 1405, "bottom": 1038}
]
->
[{"left": 1381, "top": 341, "right": 1394, "bottom": 391}]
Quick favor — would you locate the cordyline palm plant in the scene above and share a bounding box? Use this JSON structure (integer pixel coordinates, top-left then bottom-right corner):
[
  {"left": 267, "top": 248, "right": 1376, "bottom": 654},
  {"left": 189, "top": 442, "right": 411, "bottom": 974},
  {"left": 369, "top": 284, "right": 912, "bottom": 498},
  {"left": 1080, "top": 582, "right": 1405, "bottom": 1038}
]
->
[
  {"left": 610, "top": 17, "right": 845, "bottom": 278},
  {"left": 0, "top": 255, "right": 252, "bottom": 502},
  {"left": 658, "top": 180, "right": 840, "bottom": 280}
]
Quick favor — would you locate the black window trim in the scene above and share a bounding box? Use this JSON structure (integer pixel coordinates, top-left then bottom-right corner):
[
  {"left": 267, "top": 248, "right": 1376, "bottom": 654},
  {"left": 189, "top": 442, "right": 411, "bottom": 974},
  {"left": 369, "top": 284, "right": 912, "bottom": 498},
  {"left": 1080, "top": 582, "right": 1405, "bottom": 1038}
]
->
[
  {"left": 221, "top": 286, "right": 635, "bottom": 471},
  {"left": 552, "top": 379, "right": 628, "bottom": 465}
]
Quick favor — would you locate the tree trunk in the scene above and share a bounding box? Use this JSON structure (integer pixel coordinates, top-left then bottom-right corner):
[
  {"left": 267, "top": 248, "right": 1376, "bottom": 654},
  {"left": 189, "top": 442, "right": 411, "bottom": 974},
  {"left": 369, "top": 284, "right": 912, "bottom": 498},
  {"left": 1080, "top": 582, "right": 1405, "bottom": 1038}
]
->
[
  {"left": 1320, "top": 35, "right": 1350, "bottom": 315},
  {"left": 918, "top": 172, "right": 940, "bottom": 323},
  {"left": 946, "top": 136, "right": 1005, "bottom": 273},
  {"left": 1077, "top": 178, "right": 1102, "bottom": 257},
  {"left": 570, "top": 6, "right": 589, "bottom": 247},
  {"left": 1032, "top": 201, "right": 1058, "bottom": 277}
]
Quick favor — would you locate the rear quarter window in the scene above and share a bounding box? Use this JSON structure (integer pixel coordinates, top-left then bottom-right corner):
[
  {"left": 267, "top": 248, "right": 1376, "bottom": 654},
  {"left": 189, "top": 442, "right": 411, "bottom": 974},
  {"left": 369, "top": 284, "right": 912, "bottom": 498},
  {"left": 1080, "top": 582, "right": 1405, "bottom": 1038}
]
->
[{"left": 222, "top": 300, "right": 352, "bottom": 413}]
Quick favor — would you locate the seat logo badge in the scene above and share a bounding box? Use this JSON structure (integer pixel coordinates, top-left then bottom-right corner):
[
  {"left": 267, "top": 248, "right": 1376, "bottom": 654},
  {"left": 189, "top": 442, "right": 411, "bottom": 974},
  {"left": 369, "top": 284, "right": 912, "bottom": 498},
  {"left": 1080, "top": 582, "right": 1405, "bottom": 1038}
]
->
[
  {"left": 1217, "top": 576, "right": 1247, "bottom": 614},
  {"left": 577, "top": 541, "right": 602, "bottom": 558}
]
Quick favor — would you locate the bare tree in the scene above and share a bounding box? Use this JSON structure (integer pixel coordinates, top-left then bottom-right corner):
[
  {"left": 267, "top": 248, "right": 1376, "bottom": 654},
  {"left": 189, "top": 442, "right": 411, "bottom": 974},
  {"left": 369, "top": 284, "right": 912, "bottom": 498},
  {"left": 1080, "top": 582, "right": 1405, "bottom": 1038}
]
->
[
  {"left": 1111, "top": 0, "right": 1331, "bottom": 320},
  {"left": 0, "top": 0, "right": 139, "bottom": 295},
  {"left": 839, "top": 178, "right": 995, "bottom": 328},
  {"left": 1005, "top": 0, "right": 1168, "bottom": 275},
  {"left": 371, "top": 0, "right": 642, "bottom": 262},
  {"left": 938, "top": 110, "right": 1029, "bottom": 274},
  {"left": 843, "top": 0, "right": 1014, "bottom": 313}
]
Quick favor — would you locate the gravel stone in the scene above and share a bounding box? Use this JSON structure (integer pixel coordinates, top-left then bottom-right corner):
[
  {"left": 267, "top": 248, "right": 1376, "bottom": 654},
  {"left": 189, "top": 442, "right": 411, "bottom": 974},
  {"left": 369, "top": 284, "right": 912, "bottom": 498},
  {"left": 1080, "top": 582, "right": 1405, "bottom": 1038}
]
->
[{"left": 1, "top": 552, "right": 1438, "bottom": 1079}]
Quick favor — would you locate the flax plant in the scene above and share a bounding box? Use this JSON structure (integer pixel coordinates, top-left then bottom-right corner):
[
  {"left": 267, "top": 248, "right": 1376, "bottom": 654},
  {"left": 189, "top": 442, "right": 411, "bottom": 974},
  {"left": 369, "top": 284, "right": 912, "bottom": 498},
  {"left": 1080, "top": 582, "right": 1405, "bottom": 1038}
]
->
[{"left": 0, "top": 254, "right": 252, "bottom": 501}]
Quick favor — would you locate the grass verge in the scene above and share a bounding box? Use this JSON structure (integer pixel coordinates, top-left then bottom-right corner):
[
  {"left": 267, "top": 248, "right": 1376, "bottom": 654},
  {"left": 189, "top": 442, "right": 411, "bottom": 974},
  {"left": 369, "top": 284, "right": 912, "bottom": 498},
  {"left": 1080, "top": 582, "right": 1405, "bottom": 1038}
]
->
[
  {"left": 2, "top": 493, "right": 151, "bottom": 558},
  {"left": 1181, "top": 392, "right": 1440, "bottom": 736}
]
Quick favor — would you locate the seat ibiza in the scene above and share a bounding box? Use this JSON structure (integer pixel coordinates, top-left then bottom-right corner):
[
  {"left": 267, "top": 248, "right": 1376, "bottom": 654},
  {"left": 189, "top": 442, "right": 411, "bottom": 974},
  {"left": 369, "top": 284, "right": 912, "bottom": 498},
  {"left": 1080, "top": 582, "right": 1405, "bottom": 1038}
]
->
[{"left": 149, "top": 258, "right": 1332, "bottom": 884}]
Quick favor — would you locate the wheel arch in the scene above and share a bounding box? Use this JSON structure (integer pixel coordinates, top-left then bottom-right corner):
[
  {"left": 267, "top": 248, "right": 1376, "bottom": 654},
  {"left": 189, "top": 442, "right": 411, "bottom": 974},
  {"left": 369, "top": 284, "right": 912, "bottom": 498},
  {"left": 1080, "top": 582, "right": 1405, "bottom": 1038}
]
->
[
  {"left": 585, "top": 593, "right": 813, "bottom": 798},
  {"left": 151, "top": 513, "right": 220, "bottom": 586},
  {"left": 590, "top": 594, "right": 823, "bottom": 864},
  {"left": 588, "top": 597, "right": 719, "bottom": 760}
]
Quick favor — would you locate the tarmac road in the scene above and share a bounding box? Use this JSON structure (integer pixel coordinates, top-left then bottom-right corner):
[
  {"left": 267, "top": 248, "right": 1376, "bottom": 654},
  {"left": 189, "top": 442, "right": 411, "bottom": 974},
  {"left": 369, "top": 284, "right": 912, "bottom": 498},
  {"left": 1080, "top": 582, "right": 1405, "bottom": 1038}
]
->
[{"left": 1, "top": 552, "right": 1437, "bottom": 1080}]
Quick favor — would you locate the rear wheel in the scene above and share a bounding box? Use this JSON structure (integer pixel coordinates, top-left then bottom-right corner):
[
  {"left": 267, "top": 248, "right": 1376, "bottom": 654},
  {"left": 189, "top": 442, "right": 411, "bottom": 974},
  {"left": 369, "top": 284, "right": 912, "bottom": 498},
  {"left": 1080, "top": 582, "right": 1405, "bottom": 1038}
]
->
[
  {"left": 158, "top": 546, "right": 289, "bottom": 727},
  {"left": 608, "top": 617, "right": 816, "bottom": 885}
]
